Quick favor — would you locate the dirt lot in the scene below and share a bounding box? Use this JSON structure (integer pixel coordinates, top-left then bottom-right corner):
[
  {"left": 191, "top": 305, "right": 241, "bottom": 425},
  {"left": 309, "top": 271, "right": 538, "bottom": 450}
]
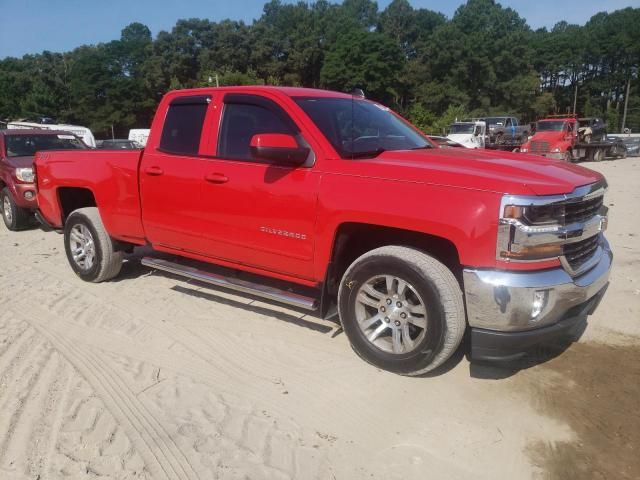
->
[{"left": 0, "top": 159, "right": 638, "bottom": 480}]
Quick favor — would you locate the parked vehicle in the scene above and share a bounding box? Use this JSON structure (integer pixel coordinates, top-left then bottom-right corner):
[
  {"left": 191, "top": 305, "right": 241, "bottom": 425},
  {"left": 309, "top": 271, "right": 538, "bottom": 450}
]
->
[
  {"left": 446, "top": 121, "right": 486, "bottom": 149},
  {"left": 606, "top": 137, "right": 627, "bottom": 159},
  {"left": 35, "top": 86, "right": 612, "bottom": 375},
  {"left": 128, "top": 129, "right": 150, "bottom": 147},
  {"left": 1, "top": 129, "right": 87, "bottom": 230},
  {"left": 473, "top": 116, "right": 530, "bottom": 147},
  {"left": 98, "top": 139, "right": 142, "bottom": 149},
  {"left": 429, "top": 135, "right": 465, "bottom": 148},
  {"left": 521, "top": 114, "right": 619, "bottom": 163},
  {"left": 610, "top": 136, "right": 640, "bottom": 157},
  {"left": 8, "top": 121, "right": 96, "bottom": 148},
  {"left": 578, "top": 117, "right": 607, "bottom": 143}
]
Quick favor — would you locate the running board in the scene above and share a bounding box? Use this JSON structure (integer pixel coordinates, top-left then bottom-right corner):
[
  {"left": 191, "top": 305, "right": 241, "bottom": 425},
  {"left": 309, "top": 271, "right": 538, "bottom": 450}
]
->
[{"left": 141, "top": 257, "right": 319, "bottom": 312}]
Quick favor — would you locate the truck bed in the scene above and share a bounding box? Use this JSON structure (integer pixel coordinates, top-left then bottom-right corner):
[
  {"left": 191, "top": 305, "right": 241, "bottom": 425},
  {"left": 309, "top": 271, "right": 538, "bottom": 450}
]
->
[{"left": 35, "top": 149, "right": 146, "bottom": 243}]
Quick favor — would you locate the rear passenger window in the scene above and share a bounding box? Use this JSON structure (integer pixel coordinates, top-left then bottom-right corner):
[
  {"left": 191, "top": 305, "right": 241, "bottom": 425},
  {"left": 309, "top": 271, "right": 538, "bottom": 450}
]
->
[{"left": 159, "top": 95, "right": 210, "bottom": 155}]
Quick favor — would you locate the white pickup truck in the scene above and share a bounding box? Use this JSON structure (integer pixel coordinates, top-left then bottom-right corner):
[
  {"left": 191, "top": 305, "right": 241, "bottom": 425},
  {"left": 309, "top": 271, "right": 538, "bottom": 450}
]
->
[{"left": 446, "top": 121, "right": 486, "bottom": 149}]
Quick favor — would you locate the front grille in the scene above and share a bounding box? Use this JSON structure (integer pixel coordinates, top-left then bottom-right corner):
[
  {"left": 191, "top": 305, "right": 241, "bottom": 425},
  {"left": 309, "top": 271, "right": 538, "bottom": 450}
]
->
[
  {"left": 531, "top": 140, "right": 550, "bottom": 153},
  {"left": 564, "top": 195, "right": 603, "bottom": 224},
  {"left": 563, "top": 234, "right": 600, "bottom": 271}
]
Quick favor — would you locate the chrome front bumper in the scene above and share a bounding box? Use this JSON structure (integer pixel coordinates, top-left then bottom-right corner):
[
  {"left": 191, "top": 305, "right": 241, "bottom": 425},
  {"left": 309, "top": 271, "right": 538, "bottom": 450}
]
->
[{"left": 463, "top": 238, "right": 612, "bottom": 332}]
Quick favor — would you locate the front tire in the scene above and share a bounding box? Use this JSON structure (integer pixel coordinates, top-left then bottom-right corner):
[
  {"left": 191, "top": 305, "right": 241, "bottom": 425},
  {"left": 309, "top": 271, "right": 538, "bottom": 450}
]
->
[
  {"left": 1, "top": 187, "right": 32, "bottom": 231},
  {"left": 338, "top": 246, "right": 466, "bottom": 376},
  {"left": 64, "top": 207, "right": 123, "bottom": 282}
]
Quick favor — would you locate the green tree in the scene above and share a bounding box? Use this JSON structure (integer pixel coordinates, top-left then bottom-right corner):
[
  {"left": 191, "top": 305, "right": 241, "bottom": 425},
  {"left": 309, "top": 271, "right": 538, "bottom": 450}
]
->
[{"left": 320, "top": 30, "right": 403, "bottom": 103}]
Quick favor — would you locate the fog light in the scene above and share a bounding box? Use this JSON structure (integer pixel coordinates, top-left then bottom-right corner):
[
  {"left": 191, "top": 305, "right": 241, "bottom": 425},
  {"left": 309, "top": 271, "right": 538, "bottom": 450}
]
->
[
  {"left": 24, "top": 191, "right": 35, "bottom": 200},
  {"left": 531, "top": 290, "right": 549, "bottom": 319}
]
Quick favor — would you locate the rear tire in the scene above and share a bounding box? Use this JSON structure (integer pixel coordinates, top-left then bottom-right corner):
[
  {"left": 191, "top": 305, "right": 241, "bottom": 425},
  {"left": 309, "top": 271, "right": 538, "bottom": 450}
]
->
[
  {"left": 1, "top": 187, "right": 32, "bottom": 231},
  {"left": 64, "top": 207, "right": 123, "bottom": 282},
  {"left": 593, "top": 149, "right": 604, "bottom": 162},
  {"left": 338, "top": 246, "right": 466, "bottom": 376}
]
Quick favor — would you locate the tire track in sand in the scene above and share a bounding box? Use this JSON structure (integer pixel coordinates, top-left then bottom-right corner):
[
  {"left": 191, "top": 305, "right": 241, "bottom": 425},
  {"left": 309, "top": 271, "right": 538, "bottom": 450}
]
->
[
  {"left": 0, "top": 309, "right": 149, "bottom": 479},
  {"left": 5, "top": 303, "right": 200, "bottom": 480}
]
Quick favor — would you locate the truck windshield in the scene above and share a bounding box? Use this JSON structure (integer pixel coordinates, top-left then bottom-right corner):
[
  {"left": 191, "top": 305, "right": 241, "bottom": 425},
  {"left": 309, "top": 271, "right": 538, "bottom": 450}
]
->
[
  {"left": 5, "top": 134, "right": 86, "bottom": 157},
  {"left": 484, "top": 117, "right": 506, "bottom": 127},
  {"left": 536, "top": 121, "right": 566, "bottom": 132},
  {"left": 449, "top": 124, "right": 474, "bottom": 134},
  {"left": 295, "top": 97, "right": 431, "bottom": 158}
]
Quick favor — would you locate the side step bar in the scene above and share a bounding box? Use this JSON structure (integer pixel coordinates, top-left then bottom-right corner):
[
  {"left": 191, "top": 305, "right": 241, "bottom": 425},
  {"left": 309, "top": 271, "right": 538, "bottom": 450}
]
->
[{"left": 141, "top": 257, "right": 319, "bottom": 312}]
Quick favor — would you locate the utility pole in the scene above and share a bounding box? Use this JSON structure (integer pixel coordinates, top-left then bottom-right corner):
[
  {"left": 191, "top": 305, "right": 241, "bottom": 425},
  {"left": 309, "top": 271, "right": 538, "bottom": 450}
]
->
[
  {"left": 215, "top": 74, "right": 219, "bottom": 88},
  {"left": 573, "top": 82, "right": 578, "bottom": 115},
  {"left": 111, "top": 124, "right": 115, "bottom": 140},
  {"left": 621, "top": 78, "right": 631, "bottom": 133}
]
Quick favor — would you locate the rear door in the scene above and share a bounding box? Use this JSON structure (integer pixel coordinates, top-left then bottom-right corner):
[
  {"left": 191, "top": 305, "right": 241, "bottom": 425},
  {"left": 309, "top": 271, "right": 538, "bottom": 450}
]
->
[
  {"left": 140, "top": 94, "right": 212, "bottom": 252},
  {"left": 195, "top": 93, "right": 321, "bottom": 280}
]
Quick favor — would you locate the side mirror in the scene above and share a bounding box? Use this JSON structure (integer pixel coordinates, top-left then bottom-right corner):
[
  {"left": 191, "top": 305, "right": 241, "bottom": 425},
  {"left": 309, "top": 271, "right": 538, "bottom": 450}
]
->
[
  {"left": 473, "top": 126, "right": 480, "bottom": 136},
  {"left": 250, "top": 134, "right": 309, "bottom": 166}
]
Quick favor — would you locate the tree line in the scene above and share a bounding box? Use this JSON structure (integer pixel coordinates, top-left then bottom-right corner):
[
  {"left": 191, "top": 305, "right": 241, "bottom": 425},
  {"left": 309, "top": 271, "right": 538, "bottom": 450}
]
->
[{"left": 0, "top": 0, "right": 638, "bottom": 138}]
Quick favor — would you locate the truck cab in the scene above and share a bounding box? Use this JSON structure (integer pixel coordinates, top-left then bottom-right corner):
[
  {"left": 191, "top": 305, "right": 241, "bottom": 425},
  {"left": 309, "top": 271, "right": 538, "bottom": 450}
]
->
[{"left": 446, "top": 121, "right": 486, "bottom": 148}]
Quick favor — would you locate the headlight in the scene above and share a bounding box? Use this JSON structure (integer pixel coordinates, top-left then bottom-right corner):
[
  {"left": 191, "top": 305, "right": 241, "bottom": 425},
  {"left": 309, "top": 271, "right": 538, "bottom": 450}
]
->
[
  {"left": 497, "top": 198, "right": 566, "bottom": 262},
  {"left": 552, "top": 147, "right": 560, "bottom": 153},
  {"left": 520, "top": 147, "right": 528, "bottom": 152},
  {"left": 15, "top": 167, "right": 35, "bottom": 183}
]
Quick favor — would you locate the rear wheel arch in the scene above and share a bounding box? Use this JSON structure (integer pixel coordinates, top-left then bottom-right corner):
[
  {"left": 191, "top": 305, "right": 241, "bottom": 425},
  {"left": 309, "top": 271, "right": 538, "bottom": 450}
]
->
[{"left": 57, "top": 187, "right": 97, "bottom": 224}]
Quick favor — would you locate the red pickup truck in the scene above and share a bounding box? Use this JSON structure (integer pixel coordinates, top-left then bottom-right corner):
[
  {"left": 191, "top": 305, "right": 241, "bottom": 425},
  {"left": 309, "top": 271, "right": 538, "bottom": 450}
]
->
[{"left": 35, "top": 86, "right": 612, "bottom": 375}]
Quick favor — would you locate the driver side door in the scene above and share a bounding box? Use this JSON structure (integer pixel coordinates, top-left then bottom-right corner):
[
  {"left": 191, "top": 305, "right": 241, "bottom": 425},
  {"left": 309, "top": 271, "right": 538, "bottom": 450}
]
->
[{"left": 196, "top": 93, "right": 321, "bottom": 280}]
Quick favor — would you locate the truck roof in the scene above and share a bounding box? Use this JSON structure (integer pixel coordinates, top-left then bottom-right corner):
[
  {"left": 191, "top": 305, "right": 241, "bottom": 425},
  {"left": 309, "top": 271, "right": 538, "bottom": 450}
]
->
[
  {"left": 0, "top": 128, "right": 77, "bottom": 137},
  {"left": 164, "top": 85, "right": 354, "bottom": 99}
]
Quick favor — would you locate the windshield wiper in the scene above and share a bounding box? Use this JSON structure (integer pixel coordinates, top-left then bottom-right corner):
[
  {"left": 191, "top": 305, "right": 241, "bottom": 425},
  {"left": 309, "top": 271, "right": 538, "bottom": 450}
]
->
[
  {"left": 410, "top": 145, "right": 433, "bottom": 150},
  {"left": 349, "top": 147, "right": 386, "bottom": 159}
]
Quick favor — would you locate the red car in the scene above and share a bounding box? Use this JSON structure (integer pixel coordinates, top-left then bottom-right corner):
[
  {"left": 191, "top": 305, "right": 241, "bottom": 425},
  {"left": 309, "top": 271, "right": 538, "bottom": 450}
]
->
[
  {"left": 0, "top": 129, "right": 86, "bottom": 230},
  {"left": 35, "top": 87, "right": 612, "bottom": 375}
]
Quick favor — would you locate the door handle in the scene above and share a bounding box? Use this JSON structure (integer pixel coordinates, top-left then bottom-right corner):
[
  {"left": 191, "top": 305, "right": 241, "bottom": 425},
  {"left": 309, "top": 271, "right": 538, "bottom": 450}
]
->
[
  {"left": 204, "top": 173, "right": 229, "bottom": 184},
  {"left": 145, "top": 166, "right": 164, "bottom": 176}
]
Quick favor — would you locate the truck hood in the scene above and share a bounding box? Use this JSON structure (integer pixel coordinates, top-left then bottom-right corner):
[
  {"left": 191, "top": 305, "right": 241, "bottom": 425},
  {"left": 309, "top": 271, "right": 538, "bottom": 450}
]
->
[
  {"left": 529, "top": 131, "right": 566, "bottom": 143},
  {"left": 361, "top": 148, "right": 603, "bottom": 196},
  {"left": 2, "top": 155, "right": 34, "bottom": 169}
]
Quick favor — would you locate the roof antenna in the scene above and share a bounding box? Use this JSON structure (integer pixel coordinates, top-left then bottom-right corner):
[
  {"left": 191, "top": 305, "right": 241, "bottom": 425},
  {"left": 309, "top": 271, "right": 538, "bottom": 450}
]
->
[{"left": 351, "top": 88, "right": 365, "bottom": 99}]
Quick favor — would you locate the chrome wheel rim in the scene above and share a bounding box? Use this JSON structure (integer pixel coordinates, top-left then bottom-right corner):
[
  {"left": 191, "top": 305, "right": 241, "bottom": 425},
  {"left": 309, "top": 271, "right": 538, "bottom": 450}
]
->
[
  {"left": 69, "top": 224, "right": 95, "bottom": 270},
  {"left": 354, "top": 275, "right": 428, "bottom": 354}
]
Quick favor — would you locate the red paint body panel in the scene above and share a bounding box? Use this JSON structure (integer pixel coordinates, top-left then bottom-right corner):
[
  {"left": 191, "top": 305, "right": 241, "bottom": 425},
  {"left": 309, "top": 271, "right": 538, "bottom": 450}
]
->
[
  {"left": 36, "top": 150, "right": 145, "bottom": 243},
  {"left": 35, "top": 86, "right": 605, "bottom": 287}
]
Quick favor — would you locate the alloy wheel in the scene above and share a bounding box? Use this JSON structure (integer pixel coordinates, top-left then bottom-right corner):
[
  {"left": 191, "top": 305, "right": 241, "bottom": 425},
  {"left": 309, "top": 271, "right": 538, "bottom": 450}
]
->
[
  {"left": 3, "top": 196, "right": 12, "bottom": 224},
  {"left": 69, "top": 224, "right": 96, "bottom": 270},
  {"left": 354, "top": 275, "right": 428, "bottom": 354}
]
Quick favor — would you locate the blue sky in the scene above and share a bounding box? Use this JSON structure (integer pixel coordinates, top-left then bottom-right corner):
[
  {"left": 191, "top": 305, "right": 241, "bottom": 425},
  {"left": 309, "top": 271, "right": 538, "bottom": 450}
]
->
[{"left": 0, "top": 0, "right": 637, "bottom": 59}]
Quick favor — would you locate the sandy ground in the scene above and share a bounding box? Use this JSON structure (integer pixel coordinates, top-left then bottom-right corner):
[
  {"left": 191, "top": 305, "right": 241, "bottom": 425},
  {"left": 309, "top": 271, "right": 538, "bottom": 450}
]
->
[{"left": 0, "top": 158, "right": 638, "bottom": 480}]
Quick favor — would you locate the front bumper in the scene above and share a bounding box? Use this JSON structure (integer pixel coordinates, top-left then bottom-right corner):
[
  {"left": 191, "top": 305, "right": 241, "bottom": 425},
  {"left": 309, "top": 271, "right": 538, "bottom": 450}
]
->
[
  {"left": 463, "top": 239, "right": 612, "bottom": 359},
  {"left": 539, "top": 152, "right": 565, "bottom": 160},
  {"left": 11, "top": 182, "right": 38, "bottom": 209}
]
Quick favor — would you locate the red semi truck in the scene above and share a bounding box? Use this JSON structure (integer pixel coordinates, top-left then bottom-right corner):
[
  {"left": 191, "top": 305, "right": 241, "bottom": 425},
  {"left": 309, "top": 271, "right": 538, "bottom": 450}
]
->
[
  {"left": 34, "top": 86, "right": 612, "bottom": 375},
  {"left": 520, "top": 114, "right": 619, "bottom": 162}
]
